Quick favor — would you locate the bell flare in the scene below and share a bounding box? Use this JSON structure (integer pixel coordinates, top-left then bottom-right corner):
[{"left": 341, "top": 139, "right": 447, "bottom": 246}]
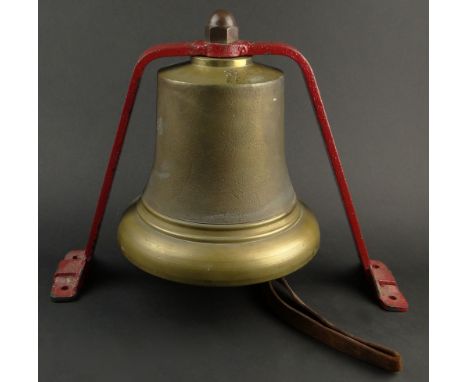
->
[{"left": 118, "top": 200, "right": 320, "bottom": 286}]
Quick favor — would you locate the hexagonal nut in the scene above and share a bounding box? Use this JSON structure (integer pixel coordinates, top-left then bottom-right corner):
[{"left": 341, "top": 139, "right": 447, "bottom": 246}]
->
[{"left": 205, "top": 25, "right": 239, "bottom": 44}]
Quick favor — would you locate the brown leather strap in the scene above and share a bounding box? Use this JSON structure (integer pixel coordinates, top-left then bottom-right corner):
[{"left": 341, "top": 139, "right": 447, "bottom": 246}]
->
[{"left": 263, "top": 278, "right": 402, "bottom": 372}]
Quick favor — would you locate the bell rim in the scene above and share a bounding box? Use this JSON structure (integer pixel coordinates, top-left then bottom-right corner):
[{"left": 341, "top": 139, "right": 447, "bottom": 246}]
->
[{"left": 118, "top": 200, "right": 320, "bottom": 286}]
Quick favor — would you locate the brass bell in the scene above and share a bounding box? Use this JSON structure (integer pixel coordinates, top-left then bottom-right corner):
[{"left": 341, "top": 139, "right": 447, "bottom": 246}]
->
[
  {"left": 49, "top": 10, "right": 408, "bottom": 371},
  {"left": 51, "top": 9, "right": 406, "bottom": 313},
  {"left": 118, "top": 55, "right": 320, "bottom": 286}
]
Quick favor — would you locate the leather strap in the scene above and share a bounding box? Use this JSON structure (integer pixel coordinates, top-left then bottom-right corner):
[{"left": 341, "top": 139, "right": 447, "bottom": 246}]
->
[{"left": 263, "top": 278, "right": 402, "bottom": 372}]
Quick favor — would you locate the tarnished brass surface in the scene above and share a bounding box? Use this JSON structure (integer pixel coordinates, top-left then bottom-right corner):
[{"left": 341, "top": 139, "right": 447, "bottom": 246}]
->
[
  {"left": 119, "top": 201, "right": 319, "bottom": 286},
  {"left": 118, "top": 56, "right": 320, "bottom": 285},
  {"left": 144, "top": 57, "right": 295, "bottom": 224}
]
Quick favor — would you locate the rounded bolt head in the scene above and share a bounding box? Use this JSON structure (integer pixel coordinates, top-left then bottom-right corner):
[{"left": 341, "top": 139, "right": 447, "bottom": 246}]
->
[{"left": 205, "top": 9, "right": 239, "bottom": 44}]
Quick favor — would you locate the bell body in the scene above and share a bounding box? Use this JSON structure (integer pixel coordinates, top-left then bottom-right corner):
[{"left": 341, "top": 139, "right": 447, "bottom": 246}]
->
[{"left": 118, "top": 56, "right": 320, "bottom": 286}]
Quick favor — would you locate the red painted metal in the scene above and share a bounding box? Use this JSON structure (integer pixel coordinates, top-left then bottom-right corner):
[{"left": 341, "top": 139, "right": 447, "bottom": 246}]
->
[
  {"left": 50, "top": 250, "right": 87, "bottom": 301},
  {"left": 369, "top": 260, "right": 408, "bottom": 312},
  {"left": 50, "top": 40, "right": 408, "bottom": 311}
]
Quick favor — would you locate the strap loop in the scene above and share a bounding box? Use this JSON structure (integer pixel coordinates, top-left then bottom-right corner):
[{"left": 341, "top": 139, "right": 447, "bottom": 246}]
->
[{"left": 263, "top": 279, "right": 402, "bottom": 372}]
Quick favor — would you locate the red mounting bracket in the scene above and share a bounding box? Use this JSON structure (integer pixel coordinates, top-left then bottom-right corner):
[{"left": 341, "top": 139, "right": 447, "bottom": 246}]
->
[
  {"left": 50, "top": 40, "right": 408, "bottom": 312},
  {"left": 51, "top": 250, "right": 88, "bottom": 302},
  {"left": 369, "top": 260, "right": 408, "bottom": 311}
]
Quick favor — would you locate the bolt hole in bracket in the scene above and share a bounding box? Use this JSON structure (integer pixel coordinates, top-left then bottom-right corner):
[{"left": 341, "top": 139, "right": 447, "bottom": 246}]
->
[
  {"left": 369, "top": 260, "right": 408, "bottom": 311},
  {"left": 50, "top": 250, "right": 88, "bottom": 302},
  {"left": 49, "top": 39, "right": 409, "bottom": 312}
]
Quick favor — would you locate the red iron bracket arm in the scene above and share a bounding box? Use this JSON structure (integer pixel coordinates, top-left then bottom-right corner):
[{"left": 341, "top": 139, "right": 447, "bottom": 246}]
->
[{"left": 50, "top": 41, "right": 408, "bottom": 311}]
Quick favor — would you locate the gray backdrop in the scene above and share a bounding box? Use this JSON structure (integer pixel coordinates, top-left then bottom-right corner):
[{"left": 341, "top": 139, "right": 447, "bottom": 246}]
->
[{"left": 39, "top": 0, "right": 428, "bottom": 381}]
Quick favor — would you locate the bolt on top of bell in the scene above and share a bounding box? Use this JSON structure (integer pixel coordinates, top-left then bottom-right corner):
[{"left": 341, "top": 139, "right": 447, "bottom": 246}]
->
[{"left": 205, "top": 10, "right": 239, "bottom": 44}]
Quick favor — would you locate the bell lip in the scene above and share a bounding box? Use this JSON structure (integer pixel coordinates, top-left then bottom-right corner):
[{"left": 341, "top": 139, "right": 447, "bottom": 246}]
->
[
  {"left": 136, "top": 199, "right": 301, "bottom": 243},
  {"left": 139, "top": 197, "right": 298, "bottom": 228},
  {"left": 118, "top": 201, "right": 320, "bottom": 286}
]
